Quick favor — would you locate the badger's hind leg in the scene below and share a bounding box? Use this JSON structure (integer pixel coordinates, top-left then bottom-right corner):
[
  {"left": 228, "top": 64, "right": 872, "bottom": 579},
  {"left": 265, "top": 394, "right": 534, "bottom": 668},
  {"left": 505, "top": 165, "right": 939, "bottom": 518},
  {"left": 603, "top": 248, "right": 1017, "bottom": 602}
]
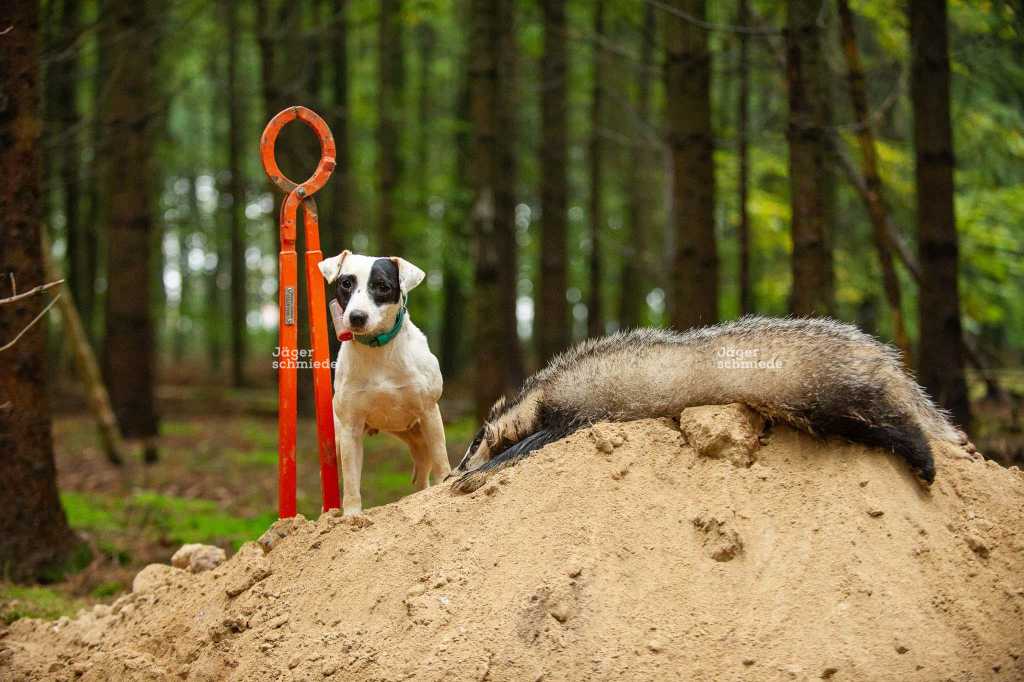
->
[
  {"left": 808, "top": 410, "right": 936, "bottom": 484},
  {"left": 452, "top": 427, "right": 573, "bottom": 494}
]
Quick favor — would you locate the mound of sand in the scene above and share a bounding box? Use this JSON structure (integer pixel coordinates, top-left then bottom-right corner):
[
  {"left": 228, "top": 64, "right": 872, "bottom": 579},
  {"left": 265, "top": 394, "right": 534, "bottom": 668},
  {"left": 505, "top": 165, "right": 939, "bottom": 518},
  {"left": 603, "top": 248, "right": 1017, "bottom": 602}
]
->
[{"left": 3, "top": 406, "right": 1024, "bottom": 681}]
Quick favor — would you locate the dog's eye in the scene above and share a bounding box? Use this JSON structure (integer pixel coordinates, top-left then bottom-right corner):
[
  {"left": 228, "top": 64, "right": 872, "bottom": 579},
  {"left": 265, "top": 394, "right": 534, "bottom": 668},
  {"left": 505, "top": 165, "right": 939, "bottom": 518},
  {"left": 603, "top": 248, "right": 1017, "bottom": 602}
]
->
[{"left": 339, "top": 277, "right": 354, "bottom": 291}]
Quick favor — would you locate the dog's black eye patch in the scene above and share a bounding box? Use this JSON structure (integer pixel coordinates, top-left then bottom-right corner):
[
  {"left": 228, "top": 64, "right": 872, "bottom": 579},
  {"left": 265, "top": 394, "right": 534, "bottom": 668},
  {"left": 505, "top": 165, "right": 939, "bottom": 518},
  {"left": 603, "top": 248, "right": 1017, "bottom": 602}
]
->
[
  {"left": 335, "top": 275, "right": 356, "bottom": 310},
  {"left": 369, "top": 259, "right": 401, "bottom": 305}
]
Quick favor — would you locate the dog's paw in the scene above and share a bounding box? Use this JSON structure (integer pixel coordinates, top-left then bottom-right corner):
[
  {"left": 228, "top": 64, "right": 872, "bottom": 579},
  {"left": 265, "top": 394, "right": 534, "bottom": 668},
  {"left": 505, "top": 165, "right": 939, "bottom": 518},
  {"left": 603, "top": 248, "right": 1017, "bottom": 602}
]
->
[{"left": 340, "top": 513, "right": 373, "bottom": 529}]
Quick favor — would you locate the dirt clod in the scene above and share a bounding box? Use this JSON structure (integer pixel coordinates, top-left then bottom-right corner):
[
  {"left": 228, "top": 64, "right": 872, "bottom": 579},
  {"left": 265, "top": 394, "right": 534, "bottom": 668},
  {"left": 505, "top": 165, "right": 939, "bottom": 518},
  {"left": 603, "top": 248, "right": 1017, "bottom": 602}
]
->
[
  {"left": 170, "top": 543, "right": 226, "bottom": 573},
  {"left": 679, "top": 403, "right": 764, "bottom": 466},
  {"left": 257, "top": 515, "right": 307, "bottom": 553},
  {"left": 692, "top": 514, "right": 744, "bottom": 562}
]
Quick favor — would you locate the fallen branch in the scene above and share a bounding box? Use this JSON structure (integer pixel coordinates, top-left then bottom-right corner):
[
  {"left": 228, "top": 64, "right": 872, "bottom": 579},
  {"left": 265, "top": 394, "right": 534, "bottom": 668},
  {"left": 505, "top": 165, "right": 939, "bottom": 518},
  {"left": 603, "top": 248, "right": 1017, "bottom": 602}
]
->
[
  {"left": 830, "top": 136, "right": 922, "bottom": 283},
  {"left": 41, "top": 232, "right": 128, "bottom": 466}
]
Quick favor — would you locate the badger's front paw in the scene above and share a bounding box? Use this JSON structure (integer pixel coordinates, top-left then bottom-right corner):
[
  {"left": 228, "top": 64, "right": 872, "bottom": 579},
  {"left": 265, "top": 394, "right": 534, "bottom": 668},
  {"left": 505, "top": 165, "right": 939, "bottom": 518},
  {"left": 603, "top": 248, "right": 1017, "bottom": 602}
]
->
[{"left": 450, "top": 468, "right": 489, "bottom": 495}]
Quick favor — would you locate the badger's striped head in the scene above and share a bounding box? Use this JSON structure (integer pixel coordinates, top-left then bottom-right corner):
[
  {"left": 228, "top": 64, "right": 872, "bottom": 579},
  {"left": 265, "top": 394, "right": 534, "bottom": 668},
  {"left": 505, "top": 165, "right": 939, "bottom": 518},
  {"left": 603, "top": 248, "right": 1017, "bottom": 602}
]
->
[
  {"left": 452, "top": 425, "right": 491, "bottom": 476},
  {"left": 450, "top": 397, "right": 506, "bottom": 476},
  {"left": 449, "top": 391, "right": 542, "bottom": 480}
]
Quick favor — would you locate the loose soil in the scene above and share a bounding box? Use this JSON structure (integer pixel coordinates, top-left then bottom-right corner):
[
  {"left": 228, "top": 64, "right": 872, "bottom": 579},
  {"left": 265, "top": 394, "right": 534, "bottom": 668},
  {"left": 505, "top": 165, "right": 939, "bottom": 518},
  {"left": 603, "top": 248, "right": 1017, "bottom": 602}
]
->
[{"left": 3, "top": 410, "right": 1023, "bottom": 681}]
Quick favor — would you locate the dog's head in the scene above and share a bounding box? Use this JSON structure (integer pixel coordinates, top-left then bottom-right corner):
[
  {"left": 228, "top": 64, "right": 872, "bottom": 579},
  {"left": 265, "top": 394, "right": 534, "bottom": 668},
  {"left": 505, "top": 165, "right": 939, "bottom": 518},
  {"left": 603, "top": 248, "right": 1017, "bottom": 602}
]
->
[{"left": 317, "top": 250, "right": 425, "bottom": 335}]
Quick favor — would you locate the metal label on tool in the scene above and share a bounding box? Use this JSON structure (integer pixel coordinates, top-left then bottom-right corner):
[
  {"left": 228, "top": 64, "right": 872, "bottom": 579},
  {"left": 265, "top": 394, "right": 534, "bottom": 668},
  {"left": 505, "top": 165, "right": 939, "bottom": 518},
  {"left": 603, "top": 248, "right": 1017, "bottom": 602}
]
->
[{"left": 285, "top": 287, "right": 295, "bottom": 325}]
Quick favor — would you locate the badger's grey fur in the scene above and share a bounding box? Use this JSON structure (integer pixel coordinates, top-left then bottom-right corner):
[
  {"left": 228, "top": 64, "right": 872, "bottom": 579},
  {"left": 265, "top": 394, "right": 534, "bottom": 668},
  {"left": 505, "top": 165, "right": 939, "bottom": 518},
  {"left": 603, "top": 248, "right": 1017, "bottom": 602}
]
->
[{"left": 451, "top": 316, "right": 965, "bottom": 492}]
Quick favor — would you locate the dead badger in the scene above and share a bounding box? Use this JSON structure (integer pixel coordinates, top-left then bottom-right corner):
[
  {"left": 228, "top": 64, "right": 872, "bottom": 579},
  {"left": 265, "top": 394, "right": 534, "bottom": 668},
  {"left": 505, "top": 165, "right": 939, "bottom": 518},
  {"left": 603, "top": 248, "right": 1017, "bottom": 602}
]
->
[{"left": 450, "top": 316, "right": 966, "bottom": 492}]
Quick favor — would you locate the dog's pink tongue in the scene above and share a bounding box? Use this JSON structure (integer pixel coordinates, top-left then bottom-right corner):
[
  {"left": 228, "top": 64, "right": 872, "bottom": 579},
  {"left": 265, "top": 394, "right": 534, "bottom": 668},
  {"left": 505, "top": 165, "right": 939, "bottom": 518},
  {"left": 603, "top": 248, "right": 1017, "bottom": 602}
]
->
[{"left": 328, "top": 300, "right": 352, "bottom": 342}]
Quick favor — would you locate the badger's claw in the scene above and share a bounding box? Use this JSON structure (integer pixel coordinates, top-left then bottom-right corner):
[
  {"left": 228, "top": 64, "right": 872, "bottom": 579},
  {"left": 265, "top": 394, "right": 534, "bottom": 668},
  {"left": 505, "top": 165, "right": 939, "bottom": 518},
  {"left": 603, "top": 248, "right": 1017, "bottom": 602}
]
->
[
  {"left": 450, "top": 468, "right": 490, "bottom": 494},
  {"left": 956, "top": 429, "right": 978, "bottom": 453}
]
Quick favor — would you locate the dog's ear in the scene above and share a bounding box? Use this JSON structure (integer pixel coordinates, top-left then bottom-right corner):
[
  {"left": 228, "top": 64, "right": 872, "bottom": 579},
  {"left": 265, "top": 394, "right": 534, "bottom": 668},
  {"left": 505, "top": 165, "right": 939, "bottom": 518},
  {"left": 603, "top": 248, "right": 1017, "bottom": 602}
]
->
[
  {"left": 390, "top": 257, "right": 425, "bottom": 293},
  {"left": 318, "top": 250, "right": 350, "bottom": 283}
]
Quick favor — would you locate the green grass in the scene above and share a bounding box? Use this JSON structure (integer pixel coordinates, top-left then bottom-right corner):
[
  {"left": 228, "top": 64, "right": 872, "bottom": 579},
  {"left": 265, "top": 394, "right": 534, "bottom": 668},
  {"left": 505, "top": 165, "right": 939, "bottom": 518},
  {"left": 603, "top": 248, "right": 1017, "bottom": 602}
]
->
[
  {"left": 61, "top": 490, "right": 276, "bottom": 551},
  {"left": 224, "top": 447, "right": 278, "bottom": 468},
  {"left": 238, "top": 418, "right": 280, "bottom": 450},
  {"left": 0, "top": 584, "right": 86, "bottom": 624},
  {"left": 91, "top": 580, "right": 125, "bottom": 598},
  {"left": 161, "top": 420, "right": 202, "bottom": 437},
  {"left": 445, "top": 415, "right": 479, "bottom": 444}
]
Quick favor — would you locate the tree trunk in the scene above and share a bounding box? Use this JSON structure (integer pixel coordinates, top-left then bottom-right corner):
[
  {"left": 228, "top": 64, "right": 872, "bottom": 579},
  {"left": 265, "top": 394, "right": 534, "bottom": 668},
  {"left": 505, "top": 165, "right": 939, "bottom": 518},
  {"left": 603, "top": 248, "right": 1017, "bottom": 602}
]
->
[
  {"left": 619, "top": 4, "right": 656, "bottom": 330},
  {"left": 257, "top": 0, "right": 279, "bottom": 123},
  {"left": 55, "top": 0, "right": 84, "bottom": 322},
  {"left": 441, "top": 63, "right": 472, "bottom": 380},
  {"left": 538, "top": 0, "right": 570, "bottom": 362},
  {"left": 102, "top": 0, "right": 160, "bottom": 446},
  {"left": 377, "top": 0, "right": 405, "bottom": 255},
  {"left": 225, "top": 0, "right": 247, "bottom": 387},
  {"left": 665, "top": 0, "right": 718, "bottom": 330},
  {"left": 909, "top": 0, "right": 971, "bottom": 428},
  {"left": 496, "top": 0, "right": 524, "bottom": 390},
  {"left": 186, "top": 174, "right": 219, "bottom": 373},
  {"left": 0, "top": 0, "right": 84, "bottom": 581},
  {"left": 737, "top": 0, "right": 753, "bottom": 316},
  {"left": 587, "top": 0, "right": 606, "bottom": 338},
  {"left": 330, "top": 0, "right": 353, "bottom": 255},
  {"left": 173, "top": 223, "right": 189, "bottom": 363},
  {"left": 837, "top": 0, "right": 911, "bottom": 360},
  {"left": 415, "top": 21, "right": 436, "bottom": 209},
  {"left": 786, "top": 0, "right": 834, "bottom": 316},
  {"left": 469, "top": 0, "right": 520, "bottom": 420},
  {"left": 257, "top": 0, "right": 315, "bottom": 413},
  {"left": 327, "top": 0, "right": 352, "bottom": 372},
  {"left": 414, "top": 19, "right": 439, "bottom": 346},
  {"left": 82, "top": 0, "right": 106, "bottom": 342}
]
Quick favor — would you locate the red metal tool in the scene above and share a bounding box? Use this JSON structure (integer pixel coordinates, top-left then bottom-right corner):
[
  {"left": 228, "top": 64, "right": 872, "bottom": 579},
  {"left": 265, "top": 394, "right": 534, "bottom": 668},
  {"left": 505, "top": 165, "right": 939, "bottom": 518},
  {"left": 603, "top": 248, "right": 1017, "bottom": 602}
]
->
[{"left": 260, "top": 106, "right": 342, "bottom": 518}]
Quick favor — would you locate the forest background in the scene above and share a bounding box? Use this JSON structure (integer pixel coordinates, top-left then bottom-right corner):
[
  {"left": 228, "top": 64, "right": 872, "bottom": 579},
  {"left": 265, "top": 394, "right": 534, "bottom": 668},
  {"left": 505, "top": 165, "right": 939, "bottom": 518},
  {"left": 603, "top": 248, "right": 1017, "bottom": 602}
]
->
[{"left": 0, "top": 0, "right": 1022, "bottom": 616}]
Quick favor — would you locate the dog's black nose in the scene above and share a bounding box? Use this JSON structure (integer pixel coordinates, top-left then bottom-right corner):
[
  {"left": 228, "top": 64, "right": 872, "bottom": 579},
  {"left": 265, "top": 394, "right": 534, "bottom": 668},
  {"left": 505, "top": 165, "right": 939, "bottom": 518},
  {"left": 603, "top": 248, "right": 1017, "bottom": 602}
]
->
[{"left": 349, "top": 311, "right": 368, "bottom": 329}]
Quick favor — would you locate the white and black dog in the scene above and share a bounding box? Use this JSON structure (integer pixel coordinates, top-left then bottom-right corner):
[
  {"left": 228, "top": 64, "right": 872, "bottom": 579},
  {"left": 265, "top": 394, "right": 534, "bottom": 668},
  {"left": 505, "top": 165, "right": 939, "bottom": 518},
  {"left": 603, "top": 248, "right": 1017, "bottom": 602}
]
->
[{"left": 317, "top": 250, "right": 449, "bottom": 516}]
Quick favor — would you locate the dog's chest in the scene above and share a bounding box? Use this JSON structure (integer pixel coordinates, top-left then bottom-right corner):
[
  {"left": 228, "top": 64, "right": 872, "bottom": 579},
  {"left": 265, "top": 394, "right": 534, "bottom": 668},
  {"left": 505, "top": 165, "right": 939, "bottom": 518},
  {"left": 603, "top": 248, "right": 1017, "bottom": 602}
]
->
[
  {"left": 335, "top": 347, "right": 440, "bottom": 433},
  {"left": 350, "top": 378, "right": 427, "bottom": 432}
]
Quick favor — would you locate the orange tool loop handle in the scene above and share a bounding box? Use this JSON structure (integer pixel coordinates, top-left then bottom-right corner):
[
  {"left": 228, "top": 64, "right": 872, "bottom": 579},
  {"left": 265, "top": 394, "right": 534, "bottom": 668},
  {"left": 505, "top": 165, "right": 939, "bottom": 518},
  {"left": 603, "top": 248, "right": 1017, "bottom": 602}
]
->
[{"left": 260, "top": 106, "right": 341, "bottom": 518}]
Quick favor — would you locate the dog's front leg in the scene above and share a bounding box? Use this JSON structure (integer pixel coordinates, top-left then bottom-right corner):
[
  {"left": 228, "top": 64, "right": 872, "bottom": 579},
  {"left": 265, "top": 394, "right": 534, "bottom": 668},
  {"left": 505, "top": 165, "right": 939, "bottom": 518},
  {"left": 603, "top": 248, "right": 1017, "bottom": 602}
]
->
[
  {"left": 422, "top": 404, "right": 451, "bottom": 482},
  {"left": 336, "top": 425, "right": 365, "bottom": 516}
]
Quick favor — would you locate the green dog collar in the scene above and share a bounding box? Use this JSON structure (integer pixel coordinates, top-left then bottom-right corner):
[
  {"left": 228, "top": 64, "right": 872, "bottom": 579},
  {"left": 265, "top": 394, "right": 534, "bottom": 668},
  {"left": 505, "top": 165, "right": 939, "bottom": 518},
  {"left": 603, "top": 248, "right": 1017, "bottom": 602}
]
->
[{"left": 353, "top": 297, "right": 407, "bottom": 348}]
